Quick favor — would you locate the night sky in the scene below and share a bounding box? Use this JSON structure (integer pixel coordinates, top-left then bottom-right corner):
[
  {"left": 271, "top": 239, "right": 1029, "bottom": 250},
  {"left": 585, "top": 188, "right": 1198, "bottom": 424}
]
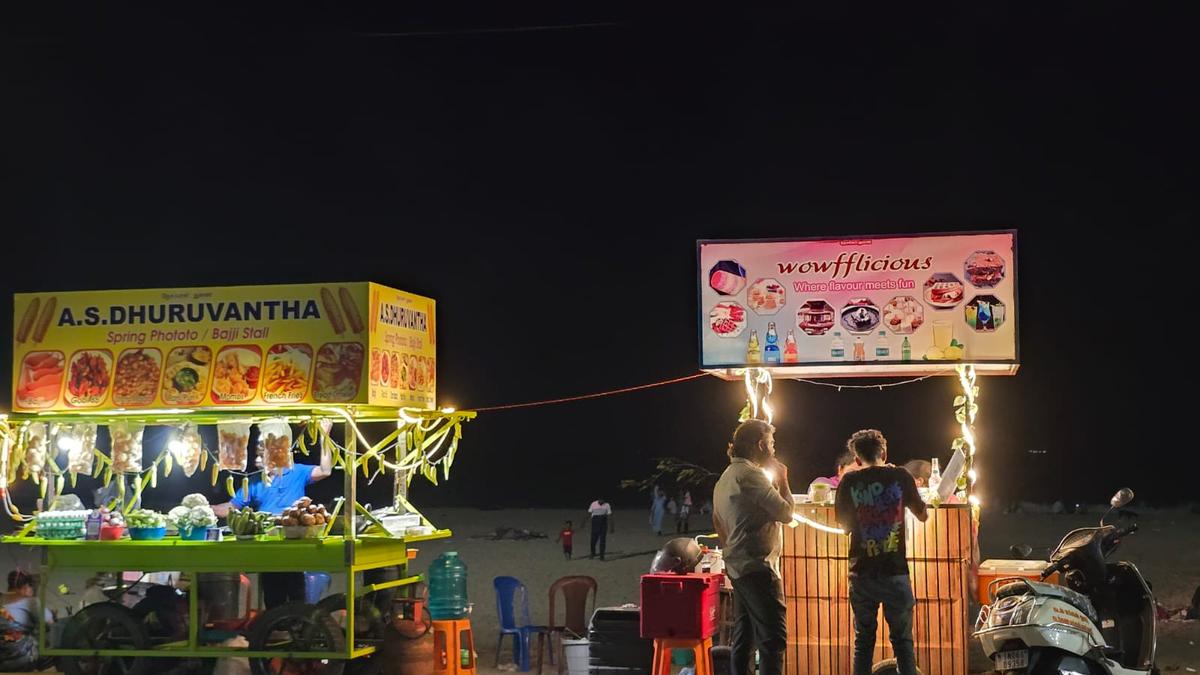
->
[{"left": 1, "top": 6, "right": 1191, "bottom": 511}]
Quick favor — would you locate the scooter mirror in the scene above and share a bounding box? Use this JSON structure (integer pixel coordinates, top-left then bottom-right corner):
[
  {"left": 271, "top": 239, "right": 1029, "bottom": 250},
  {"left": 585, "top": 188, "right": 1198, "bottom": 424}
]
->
[
  {"left": 1009, "top": 544, "right": 1033, "bottom": 559},
  {"left": 1110, "top": 488, "right": 1134, "bottom": 509}
]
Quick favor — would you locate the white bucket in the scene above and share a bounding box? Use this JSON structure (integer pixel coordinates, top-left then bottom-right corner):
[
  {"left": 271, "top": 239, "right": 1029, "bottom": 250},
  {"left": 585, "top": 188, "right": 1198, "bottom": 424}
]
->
[{"left": 562, "top": 639, "right": 589, "bottom": 675}]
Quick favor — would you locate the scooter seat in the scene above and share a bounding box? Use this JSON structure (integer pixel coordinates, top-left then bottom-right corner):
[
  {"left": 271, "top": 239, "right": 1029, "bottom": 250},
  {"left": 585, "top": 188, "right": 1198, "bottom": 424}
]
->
[{"left": 995, "top": 579, "right": 1099, "bottom": 624}]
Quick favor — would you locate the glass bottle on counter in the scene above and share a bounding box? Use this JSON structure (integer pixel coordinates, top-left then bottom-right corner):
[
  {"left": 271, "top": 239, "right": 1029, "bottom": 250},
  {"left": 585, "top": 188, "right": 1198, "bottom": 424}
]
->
[
  {"left": 783, "top": 329, "right": 799, "bottom": 362},
  {"left": 901, "top": 336, "right": 911, "bottom": 361},
  {"left": 746, "top": 330, "right": 761, "bottom": 363},
  {"left": 830, "top": 332, "right": 845, "bottom": 360},
  {"left": 763, "top": 322, "right": 781, "bottom": 363},
  {"left": 852, "top": 336, "right": 866, "bottom": 362},
  {"left": 928, "top": 457, "right": 942, "bottom": 495}
]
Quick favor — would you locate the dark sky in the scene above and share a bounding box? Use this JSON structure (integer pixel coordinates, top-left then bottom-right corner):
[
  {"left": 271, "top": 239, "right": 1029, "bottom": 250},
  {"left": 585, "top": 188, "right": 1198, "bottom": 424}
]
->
[{"left": 1, "top": 6, "right": 1192, "bottom": 510}]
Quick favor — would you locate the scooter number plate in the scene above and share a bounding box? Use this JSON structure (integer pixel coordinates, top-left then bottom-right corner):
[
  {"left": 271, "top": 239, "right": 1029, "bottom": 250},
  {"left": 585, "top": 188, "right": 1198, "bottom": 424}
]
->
[{"left": 996, "top": 649, "right": 1029, "bottom": 669}]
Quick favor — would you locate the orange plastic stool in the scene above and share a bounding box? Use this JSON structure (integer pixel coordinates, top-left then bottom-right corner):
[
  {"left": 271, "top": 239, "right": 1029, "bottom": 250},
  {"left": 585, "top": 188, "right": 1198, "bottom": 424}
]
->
[
  {"left": 433, "top": 619, "right": 477, "bottom": 675},
  {"left": 652, "top": 637, "right": 713, "bottom": 675}
]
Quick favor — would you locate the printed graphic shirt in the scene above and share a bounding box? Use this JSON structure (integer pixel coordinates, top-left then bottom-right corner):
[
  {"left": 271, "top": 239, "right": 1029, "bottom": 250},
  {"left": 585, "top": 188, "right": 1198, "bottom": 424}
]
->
[{"left": 835, "top": 465, "right": 926, "bottom": 577}]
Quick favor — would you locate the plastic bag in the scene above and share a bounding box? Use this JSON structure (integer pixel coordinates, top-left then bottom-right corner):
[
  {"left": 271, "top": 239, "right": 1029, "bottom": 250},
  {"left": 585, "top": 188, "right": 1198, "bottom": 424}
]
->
[
  {"left": 24, "top": 423, "right": 48, "bottom": 480},
  {"left": 218, "top": 422, "right": 250, "bottom": 471},
  {"left": 66, "top": 423, "right": 98, "bottom": 476},
  {"left": 257, "top": 419, "right": 293, "bottom": 476},
  {"left": 109, "top": 421, "right": 145, "bottom": 474},
  {"left": 171, "top": 423, "right": 203, "bottom": 477}
]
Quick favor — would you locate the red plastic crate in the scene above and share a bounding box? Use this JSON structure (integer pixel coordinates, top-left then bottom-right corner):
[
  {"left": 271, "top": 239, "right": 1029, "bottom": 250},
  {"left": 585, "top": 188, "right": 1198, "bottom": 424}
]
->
[{"left": 639, "top": 573, "right": 722, "bottom": 639}]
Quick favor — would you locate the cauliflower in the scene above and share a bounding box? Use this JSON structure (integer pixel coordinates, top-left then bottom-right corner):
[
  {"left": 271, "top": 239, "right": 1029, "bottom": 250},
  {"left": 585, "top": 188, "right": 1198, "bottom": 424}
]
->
[
  {"left": 189, "top": 506, "right": 217, "bottom": 528},
  {"left": 181, "top": 493, "right": 210, "bottom": 509}
]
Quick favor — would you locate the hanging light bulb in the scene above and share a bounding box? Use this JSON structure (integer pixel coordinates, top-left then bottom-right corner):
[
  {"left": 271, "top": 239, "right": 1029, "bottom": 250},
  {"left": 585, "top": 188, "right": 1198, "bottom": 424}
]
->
[{"left": 167, "top": 428, "right": 185, "bottom": 456}]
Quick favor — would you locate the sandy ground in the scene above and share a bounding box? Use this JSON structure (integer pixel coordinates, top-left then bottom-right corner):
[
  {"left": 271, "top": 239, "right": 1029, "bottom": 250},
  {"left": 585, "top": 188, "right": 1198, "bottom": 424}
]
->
[{"left": 2, "top": 507, "right": 1196, "bottom": 674}]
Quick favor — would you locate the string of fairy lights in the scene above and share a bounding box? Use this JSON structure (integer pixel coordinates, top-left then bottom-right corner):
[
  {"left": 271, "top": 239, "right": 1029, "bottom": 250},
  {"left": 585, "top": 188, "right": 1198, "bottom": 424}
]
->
[{"left": 736, "top": 364, "right": 982, "bottom": 535}]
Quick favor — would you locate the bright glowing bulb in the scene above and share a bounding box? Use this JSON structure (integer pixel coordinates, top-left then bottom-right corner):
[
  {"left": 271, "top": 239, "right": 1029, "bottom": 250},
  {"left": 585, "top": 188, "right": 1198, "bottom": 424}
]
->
[
  {"left": 967, "top": 469, "right": 977, "bottom": 483},
  {"left": 57, "top": 436, "right": 78, "bottom": 453},
  {"left": 168, "top": 438, "right": 185, "bottom": 455},
  {"left": 968, "top": 495, "right": 981, "bottom": 507},
  {"left": 440, "top": 407, "right": 456, "bottom": 414}
]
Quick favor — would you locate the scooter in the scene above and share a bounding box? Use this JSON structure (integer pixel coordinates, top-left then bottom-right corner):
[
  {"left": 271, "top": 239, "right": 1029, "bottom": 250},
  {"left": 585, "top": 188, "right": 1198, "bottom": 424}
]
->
[{"left": 975, "top": 488, "right": 1159, "bottom": 674}]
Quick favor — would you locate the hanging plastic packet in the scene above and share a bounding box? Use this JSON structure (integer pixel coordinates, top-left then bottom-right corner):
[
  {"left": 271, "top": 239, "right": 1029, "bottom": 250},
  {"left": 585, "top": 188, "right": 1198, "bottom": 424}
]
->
[
  {"left": 217, "top": 422, "right": 251, "bottom": 471},
  {"left": 109, "top": 421, "right": 145, "bottom": 474},
  {"left": 257, "top": 419, "right": 293, "bottom": 476},
  {"left": 66, "top": 423, "right": 98, "bottom": 476},
  {"left": 172, "top": 422, "right": 203, "bottom": 477},
  {"left": 24, "top": 423, "right": 48, "bottom": 481}
]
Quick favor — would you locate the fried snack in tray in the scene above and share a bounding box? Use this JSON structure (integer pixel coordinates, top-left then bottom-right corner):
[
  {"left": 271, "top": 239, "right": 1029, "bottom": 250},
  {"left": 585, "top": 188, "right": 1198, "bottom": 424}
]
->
[
  {"left": 275, "top": 496, "right": 330, "bottom": 538},
  {"left": 113, "top": 349, "right": 161, "bottom": 406},
  {"left": 313, "top": 342, "right": 364, "bottom": 402},
  {"left": 109, "top": 420, "right": 145, "bottom": 474},
  {"left": 217, "top": 422, "right": 251, "bottom": 471},
  {"left": 257, "top": 419, "right": 293, "bottom": 476},
  {"left": 261, "top": 345, "right": 312, "bottom": 403}
]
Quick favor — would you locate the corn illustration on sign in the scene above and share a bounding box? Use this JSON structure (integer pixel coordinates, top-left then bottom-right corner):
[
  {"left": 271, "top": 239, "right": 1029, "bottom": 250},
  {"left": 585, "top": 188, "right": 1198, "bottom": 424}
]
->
[{"left": 12, "top": 282, "right": 436, "bottom": 412}]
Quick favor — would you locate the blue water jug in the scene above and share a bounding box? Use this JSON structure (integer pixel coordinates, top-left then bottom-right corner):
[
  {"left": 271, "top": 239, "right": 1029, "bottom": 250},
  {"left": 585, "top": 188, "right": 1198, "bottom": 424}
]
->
[{"left": 427, "top": 551, "right": 469, "bottom": 620}]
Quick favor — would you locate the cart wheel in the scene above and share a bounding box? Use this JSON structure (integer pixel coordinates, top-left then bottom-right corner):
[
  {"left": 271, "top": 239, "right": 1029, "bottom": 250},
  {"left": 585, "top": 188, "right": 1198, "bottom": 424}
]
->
[
  {"left": 59, "top": 602, "right": 153, "bottom": 675},
  {"left": 248, "top": 602, "right": 346, "bottom": 675},
  {"left": 315, "top": 594, "right": 388, "bottom": 641}
]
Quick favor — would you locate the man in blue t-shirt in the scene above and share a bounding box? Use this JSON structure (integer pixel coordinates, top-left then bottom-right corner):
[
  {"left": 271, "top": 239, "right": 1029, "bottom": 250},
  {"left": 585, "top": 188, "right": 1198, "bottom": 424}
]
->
[{"left": 213, "top": 433, "right": 333, "bottom": 607}]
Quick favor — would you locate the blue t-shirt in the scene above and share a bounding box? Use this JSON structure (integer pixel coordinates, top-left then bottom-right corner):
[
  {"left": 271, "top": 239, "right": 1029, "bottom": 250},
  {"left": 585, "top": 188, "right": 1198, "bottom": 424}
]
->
[{"left": 231, "top": 464, "right": 317, "bottom": 514}]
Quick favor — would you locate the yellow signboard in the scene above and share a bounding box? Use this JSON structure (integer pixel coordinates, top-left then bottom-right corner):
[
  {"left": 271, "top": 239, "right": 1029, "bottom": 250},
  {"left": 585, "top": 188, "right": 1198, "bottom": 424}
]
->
[{"left": 11, "top": 282, "right": 436, "bottom": 412}]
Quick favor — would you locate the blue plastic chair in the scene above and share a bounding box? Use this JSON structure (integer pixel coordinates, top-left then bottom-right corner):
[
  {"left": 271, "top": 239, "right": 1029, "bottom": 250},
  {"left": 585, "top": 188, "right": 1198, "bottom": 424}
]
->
[{"left": 494, "top": 576, "right": 549, "bottom": 672}]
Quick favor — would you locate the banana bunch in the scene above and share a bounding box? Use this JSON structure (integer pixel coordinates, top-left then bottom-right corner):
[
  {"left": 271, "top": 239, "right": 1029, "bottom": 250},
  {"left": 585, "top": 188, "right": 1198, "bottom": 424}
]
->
[{"left": 228, "top": 507, "right": 274, "bottom": 536}]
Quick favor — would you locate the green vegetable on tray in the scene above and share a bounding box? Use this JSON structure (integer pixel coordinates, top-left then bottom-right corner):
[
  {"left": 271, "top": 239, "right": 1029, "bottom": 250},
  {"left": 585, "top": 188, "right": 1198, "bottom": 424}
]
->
[
  {"left": 126, "top": 509, "right": 167, "bottom": 529},
  {"left": 227, "top": 507, "right": 274, "bottom": 536}
]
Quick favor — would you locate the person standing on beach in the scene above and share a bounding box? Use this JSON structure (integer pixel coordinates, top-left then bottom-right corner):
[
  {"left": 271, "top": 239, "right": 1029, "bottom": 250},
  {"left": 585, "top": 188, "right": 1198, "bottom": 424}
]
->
[
  {"left": 676, "top": 490, "right": 692, "bottom": 534},
  {"left": 556, "top": 521, "right": 574, "bottom": 560},
  {"left": 713, "top": 420, "right": 794, "bottom": 675},
  {"left": 835, "top": 429, "right": 927, "bottom": 675},
  {"left": 587, "top": 499, "right": 615, "bottom": 560},
  {"left": 650, "top": 486, "right": 667, "bottom": 535}
]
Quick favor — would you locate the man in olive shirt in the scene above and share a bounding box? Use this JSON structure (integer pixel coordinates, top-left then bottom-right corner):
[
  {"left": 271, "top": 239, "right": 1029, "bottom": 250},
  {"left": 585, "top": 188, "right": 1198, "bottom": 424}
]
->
[{"left": 713, "top": 420, "right": 795, "bottom": 675}]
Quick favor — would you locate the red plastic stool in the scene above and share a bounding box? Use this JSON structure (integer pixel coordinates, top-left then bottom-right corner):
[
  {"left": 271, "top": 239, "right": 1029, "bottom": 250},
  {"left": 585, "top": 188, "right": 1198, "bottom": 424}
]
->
[{"left": 652, "top": 637, "right": 713, "bottom": 675}]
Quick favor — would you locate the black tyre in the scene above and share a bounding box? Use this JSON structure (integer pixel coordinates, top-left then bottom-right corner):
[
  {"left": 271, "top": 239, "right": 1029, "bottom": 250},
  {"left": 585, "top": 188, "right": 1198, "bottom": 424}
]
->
[
  {"left": 247, "top": 602, "right": 346, "bottom": 675},
  {"left": 314, "top": 593, "right": 388, "bottom": 643},
  {"left": 59, "top": 602, "right": 153, "bottom": 675}
]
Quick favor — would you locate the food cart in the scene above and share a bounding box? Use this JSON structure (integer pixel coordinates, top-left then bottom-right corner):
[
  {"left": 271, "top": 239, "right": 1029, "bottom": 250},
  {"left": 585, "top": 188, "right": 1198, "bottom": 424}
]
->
[
  {"left": 699, "top": 232, "right": 1018, "bottom": 675},
  {"left": 1, "top": 282, "right": 473, "bottom": 675}
]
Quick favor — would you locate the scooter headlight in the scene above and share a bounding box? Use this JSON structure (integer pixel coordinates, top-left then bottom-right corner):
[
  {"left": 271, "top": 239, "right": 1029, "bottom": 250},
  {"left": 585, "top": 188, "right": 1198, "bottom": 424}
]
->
[{"left": 987, "top": 594, "right": 1035, "bottom": 628}]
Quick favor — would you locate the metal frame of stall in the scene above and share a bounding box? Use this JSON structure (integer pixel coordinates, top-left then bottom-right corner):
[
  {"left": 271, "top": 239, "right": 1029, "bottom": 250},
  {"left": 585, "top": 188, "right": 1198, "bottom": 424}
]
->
[
  {"left": 1, "top": 404, "right": 475, "bottom": 663},
  {"left": 705, "top": 365, "right": 984, "bottom": 675}
]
